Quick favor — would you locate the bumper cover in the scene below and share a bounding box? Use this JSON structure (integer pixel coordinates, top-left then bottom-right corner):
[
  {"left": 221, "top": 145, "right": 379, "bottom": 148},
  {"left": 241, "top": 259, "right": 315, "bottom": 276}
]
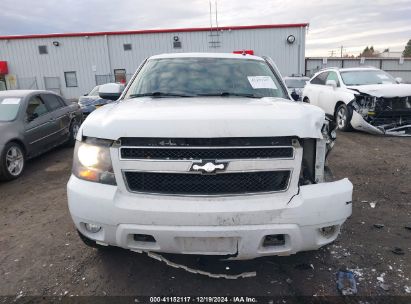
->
[
  {"left": 351, "top": 111, "right": 411, "bottom": 136},
  {"left": 67, "top": 176, "right": 352, "bottom": 259}
]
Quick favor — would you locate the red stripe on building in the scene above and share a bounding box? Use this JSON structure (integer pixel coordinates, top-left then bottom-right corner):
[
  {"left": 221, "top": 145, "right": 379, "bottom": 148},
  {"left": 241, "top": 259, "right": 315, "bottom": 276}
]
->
[{"left": 0, "top": 23, "right": 309, "bottom": 40}]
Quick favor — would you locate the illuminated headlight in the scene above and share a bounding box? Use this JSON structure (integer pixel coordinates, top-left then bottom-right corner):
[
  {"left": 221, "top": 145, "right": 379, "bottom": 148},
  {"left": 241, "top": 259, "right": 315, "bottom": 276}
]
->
[{"left": 72, "top": 138, "right": 116, "bottom": 185}]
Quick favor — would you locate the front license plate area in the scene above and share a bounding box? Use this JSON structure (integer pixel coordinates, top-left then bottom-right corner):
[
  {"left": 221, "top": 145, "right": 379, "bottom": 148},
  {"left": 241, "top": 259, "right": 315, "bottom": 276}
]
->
[{"left": 175, "top": 237, "right": 238, "bottom": 255}]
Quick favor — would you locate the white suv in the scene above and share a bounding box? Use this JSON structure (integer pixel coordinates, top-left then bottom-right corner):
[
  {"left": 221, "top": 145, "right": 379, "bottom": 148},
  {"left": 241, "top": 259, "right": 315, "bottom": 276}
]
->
[
  {"left": 303, "top": 67, "right": 411, "bottom": 136},
  {"left": 67, "top": 53, "right": 352, "bottom": 260}
]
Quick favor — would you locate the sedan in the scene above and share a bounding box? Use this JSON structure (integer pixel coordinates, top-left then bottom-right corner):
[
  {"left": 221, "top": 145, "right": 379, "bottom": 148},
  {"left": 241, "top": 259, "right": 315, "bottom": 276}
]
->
[{"left": 0, "top": 90, "right": 82, "bottom": 181}]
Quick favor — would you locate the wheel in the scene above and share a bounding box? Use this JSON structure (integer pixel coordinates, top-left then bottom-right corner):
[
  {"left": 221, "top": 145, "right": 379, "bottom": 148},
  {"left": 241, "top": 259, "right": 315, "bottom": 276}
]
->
[
  {"left": 77, "top": 230, "right": 109, "bottom": 250},
  {"left": 335, "top": 104, "right": 352, "bottom": 131},
  {"left": 303, "top": 97, "right": 310, "bottom": 103},
  {"left": 0, "top": 142, "right": 25, "bottom": 181},
  {"left": 66, "top": 119, "right": 81, "bottom": 147}
]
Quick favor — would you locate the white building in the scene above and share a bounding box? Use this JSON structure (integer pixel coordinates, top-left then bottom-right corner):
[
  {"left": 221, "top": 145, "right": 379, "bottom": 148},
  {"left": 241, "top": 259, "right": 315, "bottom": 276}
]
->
[{"left": 0, "top": 23, "right": 308, "bottom": 99}]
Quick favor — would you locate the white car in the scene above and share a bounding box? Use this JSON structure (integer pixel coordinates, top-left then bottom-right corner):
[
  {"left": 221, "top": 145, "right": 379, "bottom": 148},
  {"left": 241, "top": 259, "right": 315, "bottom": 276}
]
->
[
  {"left": 302, "top": 67, "right": 411, "bottom": 136},
  {"left": 67, "top": 53, "right": 352, "bottom": 260},
  {"left": 303, "top": 67, "right": 411, "bottom": 136}
]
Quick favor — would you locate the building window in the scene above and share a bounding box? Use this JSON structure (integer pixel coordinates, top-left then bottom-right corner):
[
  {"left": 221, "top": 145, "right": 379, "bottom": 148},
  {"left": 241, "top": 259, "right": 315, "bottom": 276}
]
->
[
  {"left": 123, "top": 43, "right": 132, "bottom": 51},
  {"left": 114, "top": 69, "right": 126, "bottom": 84},
  {"left": 38, "top": 45, "right": 48, "bottom": 54},
  {"left": 64, "top": 71, "right": 78, "bottom": 87},
  {"left": 173, "top": 41, "right": 182, "bottom": 48}
]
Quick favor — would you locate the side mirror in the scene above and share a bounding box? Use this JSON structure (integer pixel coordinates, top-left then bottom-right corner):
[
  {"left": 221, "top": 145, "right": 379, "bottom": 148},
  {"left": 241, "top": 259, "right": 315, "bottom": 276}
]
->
[
  {"left": 291, "top": 91, "right": 300, "bottom": 101},
  {"left": 326, "top": 80, "right": 337, "bottom": 88},
  {"left": 395, "top": 77, "right": 403, "bottom": 84},
  {"left": 98, "top": 83, "right": 123, "bottom": 101}
]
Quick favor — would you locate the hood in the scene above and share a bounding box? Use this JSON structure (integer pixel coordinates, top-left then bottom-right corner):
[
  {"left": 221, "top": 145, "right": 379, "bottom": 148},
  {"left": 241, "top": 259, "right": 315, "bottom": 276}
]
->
[
  {"left": 80, "top": 97, "right": 325, "bottom": 140},
  {"left": 348, "top": 83, "right": 411, "bottom": 98},
  {"left": 78, "top": 95, "right": 101, "bottom": 104}
]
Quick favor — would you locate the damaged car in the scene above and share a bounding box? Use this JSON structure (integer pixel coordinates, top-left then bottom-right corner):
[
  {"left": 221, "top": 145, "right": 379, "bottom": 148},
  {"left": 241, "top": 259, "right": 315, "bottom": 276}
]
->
[
  {"left": 67, "top": 53, "right": 352, "bottom": 260},
  {"left": 302, "top": 67, "right": 411, "bottom": 136}
]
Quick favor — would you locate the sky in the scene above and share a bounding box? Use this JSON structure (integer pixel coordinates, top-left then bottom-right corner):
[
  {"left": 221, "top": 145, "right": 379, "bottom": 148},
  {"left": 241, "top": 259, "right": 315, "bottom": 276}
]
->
[{"left": 1, "top": 0, "right": 411, "bottom": 57}]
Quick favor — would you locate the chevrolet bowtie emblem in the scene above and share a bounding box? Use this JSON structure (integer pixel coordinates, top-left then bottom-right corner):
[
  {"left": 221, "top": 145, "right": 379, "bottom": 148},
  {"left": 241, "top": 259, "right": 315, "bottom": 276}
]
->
[{"left": 191, "top": 161, "right": 226, "bottom": 173}]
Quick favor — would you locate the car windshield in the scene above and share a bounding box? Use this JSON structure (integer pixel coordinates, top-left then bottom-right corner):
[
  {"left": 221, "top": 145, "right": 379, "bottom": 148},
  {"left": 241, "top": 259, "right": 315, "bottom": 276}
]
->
[
  {"left": 284, "top": 78, "right": 308, "bottom": 88},
  {"left": 340, "top": 70, "right": 396, "bottom": 86},
  {"left": 124, "top": 57, "right": 287, "bottom": 99},
  {"left": 89, "top": 86, "right": 99, "bottom": 96},
  {"left": 0, "top": 97, "right": 21, "bottom": 121}
]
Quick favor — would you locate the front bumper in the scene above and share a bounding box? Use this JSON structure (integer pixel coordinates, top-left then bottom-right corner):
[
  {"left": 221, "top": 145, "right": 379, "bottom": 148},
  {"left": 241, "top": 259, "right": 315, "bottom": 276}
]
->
[
  {"left": 67, "top": 176, "right": 352, "bottom": 260},
  {"left": 351, "top": 110, "right": 411, "bottom": 136}
]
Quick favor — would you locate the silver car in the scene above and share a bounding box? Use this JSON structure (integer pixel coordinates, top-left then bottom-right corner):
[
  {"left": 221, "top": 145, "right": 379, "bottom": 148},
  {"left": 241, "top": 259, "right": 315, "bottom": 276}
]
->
[
  {"left": 0, "top": 90, "right": 82, "bottom": 181},
  {"left": 283, "top": 76, "right": 310, "bottom": 101}
]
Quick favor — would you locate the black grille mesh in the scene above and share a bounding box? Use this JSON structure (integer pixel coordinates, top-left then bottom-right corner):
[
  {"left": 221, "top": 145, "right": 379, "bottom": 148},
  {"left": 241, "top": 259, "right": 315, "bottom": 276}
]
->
[
  {"left": 124, "top": 171, "right": 290, "bottom": 195},
  {"left": 121, "top": 147, "right": 293, "bottom": 160}
]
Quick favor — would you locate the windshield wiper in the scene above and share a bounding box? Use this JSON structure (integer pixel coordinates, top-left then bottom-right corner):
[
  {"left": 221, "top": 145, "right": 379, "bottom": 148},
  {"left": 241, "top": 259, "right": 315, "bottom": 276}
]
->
[
  {"left": 129, "top": 92, "right": 195, "bottom": 98},
  {"left": 196, "top": 92, "right": 263, "bottom": 98}
]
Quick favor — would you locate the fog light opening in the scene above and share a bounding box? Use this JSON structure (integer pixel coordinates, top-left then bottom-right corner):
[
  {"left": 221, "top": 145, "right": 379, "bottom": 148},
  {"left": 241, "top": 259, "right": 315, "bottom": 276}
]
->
[
  {"left": 133, "top": 234, "right": 156, "bottom": 243},
  {"left": 319, "top": 225, "right": 338, "bottom": 238},
  {"left": 263, "top": 234, "right": 286, "bottom": 247},
  {"left": 84, "top": 223, "right": 102, "bottom": 233}
]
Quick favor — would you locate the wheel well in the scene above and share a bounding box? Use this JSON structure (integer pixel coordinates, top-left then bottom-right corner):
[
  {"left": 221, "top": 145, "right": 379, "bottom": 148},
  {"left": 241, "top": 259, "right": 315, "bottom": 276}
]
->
[
  {"left": 302, "top": 96, "right": 309, "bottom": 103},
  {"left": 7, "top": 139, "right": 27, "bottom": 156},
  {"left": 334, "top": 101, "right": 345, "bottom": 117}
]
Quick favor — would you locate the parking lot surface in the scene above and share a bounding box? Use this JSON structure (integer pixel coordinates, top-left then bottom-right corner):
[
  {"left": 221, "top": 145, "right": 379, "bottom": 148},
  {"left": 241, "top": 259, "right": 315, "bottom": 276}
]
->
[{"left": 0, "top": 132, "right": 410, "bottom": 297}]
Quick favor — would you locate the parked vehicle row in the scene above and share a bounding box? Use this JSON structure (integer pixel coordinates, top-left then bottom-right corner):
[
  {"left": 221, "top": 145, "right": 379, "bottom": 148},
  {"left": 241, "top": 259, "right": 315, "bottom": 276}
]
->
[
  {"left": 0, "top": 90, "right": 82, "bottom": 180},
  {"left": 3, "top": 53, "right": 409, "bottom": 263}
]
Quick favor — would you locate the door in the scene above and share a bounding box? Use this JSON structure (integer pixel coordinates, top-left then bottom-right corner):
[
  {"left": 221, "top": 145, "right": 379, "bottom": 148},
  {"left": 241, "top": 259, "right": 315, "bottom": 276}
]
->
[
  {"left": 317, "top": 71, "right": 341, "bottom": 115},
  {"left": 24, "top": 95, "right": 55, "bottom": 156},
  {"left": 305, "top": 71, "right": 328, "bottom": 107},
  {"left": 42, "top": 93, "right": 71, "bottom": 144}
]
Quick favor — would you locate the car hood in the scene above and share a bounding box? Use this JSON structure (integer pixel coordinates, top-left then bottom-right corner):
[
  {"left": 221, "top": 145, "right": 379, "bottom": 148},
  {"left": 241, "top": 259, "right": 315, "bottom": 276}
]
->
[
  {"left": 78, "top": 96, "right": 101, "bottom": 105},
  {"left": 80, "top": 97, "right": 325, "bottom": 140},
  {"left": 347, "top": 83, "right": 411, "bottom": 98}
]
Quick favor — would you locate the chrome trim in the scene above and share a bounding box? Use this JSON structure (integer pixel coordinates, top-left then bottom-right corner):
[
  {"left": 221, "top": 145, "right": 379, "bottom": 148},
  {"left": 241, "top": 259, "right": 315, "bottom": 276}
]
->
[
  {"left": 121, "top": 169, "right": 293, "bottom": 197},
  {"left": 29, "top": 126, "right": 67, "bottom": 145}
]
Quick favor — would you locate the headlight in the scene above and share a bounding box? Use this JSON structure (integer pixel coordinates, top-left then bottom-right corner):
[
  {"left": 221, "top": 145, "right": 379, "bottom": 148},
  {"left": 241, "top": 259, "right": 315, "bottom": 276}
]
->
[{"left": 72, "top": 138, "right": 116, "bottom": 185}]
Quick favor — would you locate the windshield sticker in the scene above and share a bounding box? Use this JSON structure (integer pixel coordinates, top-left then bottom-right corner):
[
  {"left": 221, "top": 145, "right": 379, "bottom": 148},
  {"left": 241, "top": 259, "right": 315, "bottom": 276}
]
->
[
  {"left": 247, "top": 76, "right": 277, "bottom": 89},
  {"left": 1, "top": 98, "right": 21, "bottom": 105},
  {"left": 376, "top": 74, "right": 389, "bottom": 80}
]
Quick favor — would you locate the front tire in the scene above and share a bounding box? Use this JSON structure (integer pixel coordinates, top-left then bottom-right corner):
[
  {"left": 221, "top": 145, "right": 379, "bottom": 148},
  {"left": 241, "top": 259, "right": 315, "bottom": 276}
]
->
[
  {"left": 0, "top": 142, "right": 25, "bottom": 181},
  {"left": 335, "top": 104, "right": 352, "bottom": 131}
]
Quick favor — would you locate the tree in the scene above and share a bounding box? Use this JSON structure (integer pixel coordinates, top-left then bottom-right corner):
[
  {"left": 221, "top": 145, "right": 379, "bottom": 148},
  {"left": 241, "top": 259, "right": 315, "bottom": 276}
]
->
[
  {"left": 360, "top": 46, "right": 378, "bottom": 57},
  {"left": 403, "top": 39, "right": 411, "bottom": 57}
]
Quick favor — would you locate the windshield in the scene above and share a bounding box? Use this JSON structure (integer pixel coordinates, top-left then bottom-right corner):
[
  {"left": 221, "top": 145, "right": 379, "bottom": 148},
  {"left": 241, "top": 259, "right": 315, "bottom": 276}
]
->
[
  {"left": 340, "top": 70, "right": 396, "bottom": 86},
  {"left": 284, "top": 78, "right": 308, "bottom": 88},
  {"left": 0, "top": 97, "right": 21, "bottom": 121},
  {"left": 88, "top": 86, "right": 99, "bottom": 96},
  {"left": 124, "top": 57, "right": 287, "bottom": 99}
]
